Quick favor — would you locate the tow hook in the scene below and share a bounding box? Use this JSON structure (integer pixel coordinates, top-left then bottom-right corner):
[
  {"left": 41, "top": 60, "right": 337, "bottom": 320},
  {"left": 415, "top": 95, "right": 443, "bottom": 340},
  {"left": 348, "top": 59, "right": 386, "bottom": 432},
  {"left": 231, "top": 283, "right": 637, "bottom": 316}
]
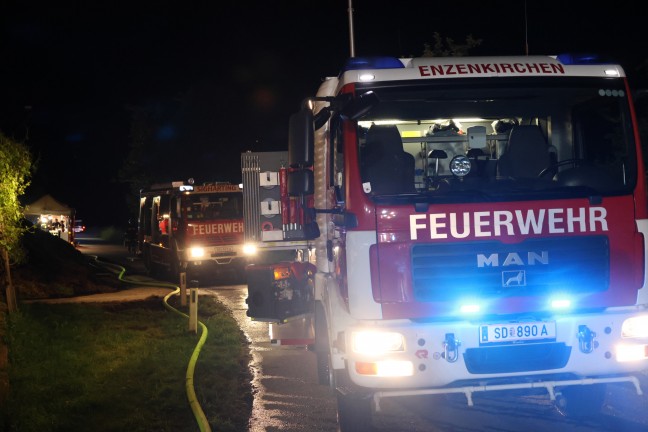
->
[
  {"left": 443, "top": 333, "right": 461, "bottom": 363},
  {"left": 578, "top": 325, "right": 596, "bottom": 354}
]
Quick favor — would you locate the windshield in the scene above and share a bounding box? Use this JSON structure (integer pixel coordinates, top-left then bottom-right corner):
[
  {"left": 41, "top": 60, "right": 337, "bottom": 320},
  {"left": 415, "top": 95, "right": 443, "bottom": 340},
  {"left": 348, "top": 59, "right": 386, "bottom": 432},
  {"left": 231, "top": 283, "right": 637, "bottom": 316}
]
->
[
  {"left": 181, "top": 193, "right": 243, "bottom": 220},
  {"left": 355, "top": 77, "right": 637, "bottom": 202}
]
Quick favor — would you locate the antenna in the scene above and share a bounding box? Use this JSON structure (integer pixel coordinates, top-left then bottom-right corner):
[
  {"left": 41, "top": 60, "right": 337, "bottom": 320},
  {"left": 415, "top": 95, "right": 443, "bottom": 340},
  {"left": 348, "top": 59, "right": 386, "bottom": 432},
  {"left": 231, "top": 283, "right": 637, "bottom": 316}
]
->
[
  {"left": 348, "top": 0, "right": 356, "bottom": 57},
  {"left": 524, "top": 0, "right": 529, "bottom": 55}
]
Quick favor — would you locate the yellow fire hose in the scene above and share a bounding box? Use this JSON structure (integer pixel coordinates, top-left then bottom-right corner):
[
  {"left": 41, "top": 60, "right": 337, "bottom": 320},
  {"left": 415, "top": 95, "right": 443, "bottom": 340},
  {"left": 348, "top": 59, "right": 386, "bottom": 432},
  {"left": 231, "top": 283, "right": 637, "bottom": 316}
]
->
[{"left": 90, "top": 256, "right": 212, "bottom": 432}]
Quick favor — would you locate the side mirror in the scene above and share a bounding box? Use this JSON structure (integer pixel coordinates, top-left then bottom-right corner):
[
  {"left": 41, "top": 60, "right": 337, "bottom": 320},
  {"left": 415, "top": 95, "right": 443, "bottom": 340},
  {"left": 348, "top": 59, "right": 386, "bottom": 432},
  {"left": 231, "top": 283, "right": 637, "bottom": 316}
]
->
[
  {"left": 288, "top": 170, "right": 314, "bottom": 196},
  {"left": 288, "top": 108, "right": 314, "bottom": 168}
]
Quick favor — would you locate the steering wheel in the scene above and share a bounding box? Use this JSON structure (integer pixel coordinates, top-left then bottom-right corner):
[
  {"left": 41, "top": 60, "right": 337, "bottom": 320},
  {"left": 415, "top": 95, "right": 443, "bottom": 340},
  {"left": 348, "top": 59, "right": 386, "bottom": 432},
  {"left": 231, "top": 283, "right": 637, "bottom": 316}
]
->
[{"left": 538, "top": 159, "right": 581, "bottom": 178}]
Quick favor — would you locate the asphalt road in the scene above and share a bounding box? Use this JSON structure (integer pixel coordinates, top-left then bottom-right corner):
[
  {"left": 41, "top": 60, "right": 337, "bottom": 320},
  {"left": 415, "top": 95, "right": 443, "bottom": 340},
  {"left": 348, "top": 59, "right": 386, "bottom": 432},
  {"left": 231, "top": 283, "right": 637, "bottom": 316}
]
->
[
  {"left": 208, "top": 286, "right": 648, "bottom": 432},
  {"left": 76, "top": 233, "right": 648, "bottom": 432},
  {"left": 205, "top": 285, "right": 338, "bottom": 432}
]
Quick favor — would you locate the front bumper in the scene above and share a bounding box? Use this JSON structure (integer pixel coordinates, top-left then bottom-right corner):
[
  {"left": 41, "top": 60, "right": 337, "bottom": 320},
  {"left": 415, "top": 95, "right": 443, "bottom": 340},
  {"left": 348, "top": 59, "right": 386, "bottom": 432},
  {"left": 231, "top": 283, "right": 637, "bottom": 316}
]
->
[{"left": 341, "top": 309, "right": 648, "bottom": 399}]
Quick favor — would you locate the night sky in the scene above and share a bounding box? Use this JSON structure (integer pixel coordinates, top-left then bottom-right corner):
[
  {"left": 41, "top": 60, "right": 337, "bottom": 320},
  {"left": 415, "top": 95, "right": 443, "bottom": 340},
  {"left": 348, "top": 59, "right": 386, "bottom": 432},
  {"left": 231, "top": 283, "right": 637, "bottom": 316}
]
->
[{"left": 1, "top": 1, "right": 647, "bottom": 226}]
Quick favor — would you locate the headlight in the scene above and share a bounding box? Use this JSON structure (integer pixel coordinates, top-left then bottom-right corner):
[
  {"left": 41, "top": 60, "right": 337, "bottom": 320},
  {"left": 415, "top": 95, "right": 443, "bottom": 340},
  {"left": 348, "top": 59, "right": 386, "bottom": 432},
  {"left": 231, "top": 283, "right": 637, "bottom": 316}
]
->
[
  {"left": 243, "top": 243, "right": 258, "bottom": 256},
  {"left": 621, "top": 315, "right": 648, "bottom": 338},
  {"left": 352, "top": 331, "right": 405, "bottom": 355},
  {"left": 190, "top": 247, "right": 205, "bottom": 258}
]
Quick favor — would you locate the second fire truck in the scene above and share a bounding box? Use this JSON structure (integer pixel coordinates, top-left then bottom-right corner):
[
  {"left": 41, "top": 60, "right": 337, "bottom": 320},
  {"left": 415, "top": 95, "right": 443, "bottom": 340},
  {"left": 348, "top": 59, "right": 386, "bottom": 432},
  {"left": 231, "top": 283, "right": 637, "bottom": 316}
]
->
[{"left": 138, "top": 180, "right": 245, "bottom": 282}]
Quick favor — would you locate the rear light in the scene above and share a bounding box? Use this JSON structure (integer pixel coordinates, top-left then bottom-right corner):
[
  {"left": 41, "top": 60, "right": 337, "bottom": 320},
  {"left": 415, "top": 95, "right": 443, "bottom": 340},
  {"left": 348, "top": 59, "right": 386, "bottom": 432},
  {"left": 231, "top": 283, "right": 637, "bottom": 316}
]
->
[{"left": 273, "top": 266, "right": 291, "bottom": 280}]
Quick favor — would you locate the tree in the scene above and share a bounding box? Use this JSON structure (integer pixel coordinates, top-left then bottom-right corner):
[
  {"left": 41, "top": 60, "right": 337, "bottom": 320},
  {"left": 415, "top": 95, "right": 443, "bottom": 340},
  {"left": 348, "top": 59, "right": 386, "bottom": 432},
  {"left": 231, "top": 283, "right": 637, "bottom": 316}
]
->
[
  {"left": 0, "top": 131, "right": 32, "bottom": 313},
  {"left": 422, "top": 32, "right": 482, "bottom": 57},
  {"left": 118, "top": 105, "right": 160, "bottom": 219}
]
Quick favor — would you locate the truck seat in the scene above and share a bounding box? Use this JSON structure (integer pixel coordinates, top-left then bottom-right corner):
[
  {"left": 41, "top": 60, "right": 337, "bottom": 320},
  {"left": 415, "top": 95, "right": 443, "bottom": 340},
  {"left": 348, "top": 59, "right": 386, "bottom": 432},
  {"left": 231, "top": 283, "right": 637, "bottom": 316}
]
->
[
  {"left": 362, "top": 125, "right": 416, "bottom": 194},
  {"left": 498, "top": 125, "right": 551, "bottom": 178}
]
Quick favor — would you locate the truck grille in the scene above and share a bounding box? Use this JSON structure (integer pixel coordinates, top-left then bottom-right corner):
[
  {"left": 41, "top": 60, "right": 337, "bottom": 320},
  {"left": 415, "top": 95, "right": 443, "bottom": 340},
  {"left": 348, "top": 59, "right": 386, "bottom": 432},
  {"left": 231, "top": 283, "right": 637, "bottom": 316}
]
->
[
  {"left": 464, "top": 343, "right": 571, "bottom": 374},
  {"left": 411, "top": 236, "right": 609, "bottom": 302}
]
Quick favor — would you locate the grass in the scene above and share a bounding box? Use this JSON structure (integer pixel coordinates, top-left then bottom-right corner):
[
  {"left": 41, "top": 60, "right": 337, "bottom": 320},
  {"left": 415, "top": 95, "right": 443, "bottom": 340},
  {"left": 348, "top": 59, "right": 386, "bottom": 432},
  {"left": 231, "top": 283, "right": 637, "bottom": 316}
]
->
[{"left": 1, "top": 295, "right": 252, "bottom": 432}]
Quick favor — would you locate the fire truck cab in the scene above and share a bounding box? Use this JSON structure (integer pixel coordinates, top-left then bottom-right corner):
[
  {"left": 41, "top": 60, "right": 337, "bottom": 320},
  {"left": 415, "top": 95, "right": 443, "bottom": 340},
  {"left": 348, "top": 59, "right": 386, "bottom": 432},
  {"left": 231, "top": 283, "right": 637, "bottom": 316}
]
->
[
  {"left": 243, "top": 54, "right": 648, "bottom": 431},
  {"left": 138, "top": 180, "right": 245, "bottom": 282}
]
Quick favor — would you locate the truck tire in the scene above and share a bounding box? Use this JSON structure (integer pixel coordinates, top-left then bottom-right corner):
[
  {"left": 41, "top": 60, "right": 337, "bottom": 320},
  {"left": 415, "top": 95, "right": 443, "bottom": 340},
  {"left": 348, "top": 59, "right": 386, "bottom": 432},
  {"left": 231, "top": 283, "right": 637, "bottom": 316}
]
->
[
  {"left": 555, "top": 384, "right": 606, "bottom": 418},
  {"left": 336, "top": 390, "right": 373, "bottom": 432},
  {"left": 168, "top": 256, "right": 182, "bottom": 285},
  {"left": 143, "top": 250, "right": 159, "bottom": 278}
]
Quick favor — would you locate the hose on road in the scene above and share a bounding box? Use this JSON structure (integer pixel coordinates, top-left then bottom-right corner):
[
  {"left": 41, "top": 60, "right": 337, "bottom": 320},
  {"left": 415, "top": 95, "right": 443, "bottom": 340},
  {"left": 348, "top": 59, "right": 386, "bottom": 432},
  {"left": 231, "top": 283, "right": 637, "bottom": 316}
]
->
[{"left": 89, "top": 256, "right": 212, "bottom": 432}]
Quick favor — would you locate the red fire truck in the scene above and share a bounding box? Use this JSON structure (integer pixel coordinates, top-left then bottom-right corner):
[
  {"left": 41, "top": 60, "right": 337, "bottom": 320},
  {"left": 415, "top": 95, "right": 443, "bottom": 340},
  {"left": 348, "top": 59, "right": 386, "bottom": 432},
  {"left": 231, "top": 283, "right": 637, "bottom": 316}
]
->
[
  {"left": 138, "top": 180, "right": 245, "bottom": 282},
  {"left": 243, "top": 54, "right": 648, "bottom": 430}
]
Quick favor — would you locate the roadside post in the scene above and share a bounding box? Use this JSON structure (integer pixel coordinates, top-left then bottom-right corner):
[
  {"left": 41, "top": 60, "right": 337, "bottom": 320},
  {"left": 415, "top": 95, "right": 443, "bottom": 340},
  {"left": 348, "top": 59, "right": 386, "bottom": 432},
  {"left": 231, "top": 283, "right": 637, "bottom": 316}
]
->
[
  {"left": 189, "top": 280, "right": 198, "bottom": 333},
  {"left": 180, "top": 271, "right": 187, "bottom": 306}
]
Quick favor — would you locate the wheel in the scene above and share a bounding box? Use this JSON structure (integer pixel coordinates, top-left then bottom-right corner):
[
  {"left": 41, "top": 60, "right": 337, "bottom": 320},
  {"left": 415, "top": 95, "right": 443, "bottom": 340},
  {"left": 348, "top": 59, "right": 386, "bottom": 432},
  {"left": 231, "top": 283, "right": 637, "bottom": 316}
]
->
[
  {"left": 336, "top": 389, "right": 374, "bottom": 432},
  {"left": 143, "top": 250, "right": 157, "bottom": 277},
  {"left": 168, "top": 257, "right": 180, "bottom": 284},
  {"left": 555, "top": 384, "right": 607, "bottom": 418}
]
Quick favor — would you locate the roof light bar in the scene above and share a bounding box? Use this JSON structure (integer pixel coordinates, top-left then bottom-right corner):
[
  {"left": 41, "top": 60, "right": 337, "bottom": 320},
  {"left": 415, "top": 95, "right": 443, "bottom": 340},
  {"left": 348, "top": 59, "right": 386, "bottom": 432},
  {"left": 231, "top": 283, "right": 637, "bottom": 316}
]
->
[
  {"left": 556, "top": 53, "right": 614, "bottom": 65},
  {"left": 342, "top": 56, "right": 404, "bottom": 73}
]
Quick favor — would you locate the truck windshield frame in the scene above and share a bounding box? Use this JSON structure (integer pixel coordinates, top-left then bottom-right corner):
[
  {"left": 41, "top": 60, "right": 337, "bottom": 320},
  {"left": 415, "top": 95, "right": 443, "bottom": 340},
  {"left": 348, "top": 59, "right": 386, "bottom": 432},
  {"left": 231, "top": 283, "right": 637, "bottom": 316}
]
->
[{"left": 353, "top": 76, "right": 637, "bottom": 202}]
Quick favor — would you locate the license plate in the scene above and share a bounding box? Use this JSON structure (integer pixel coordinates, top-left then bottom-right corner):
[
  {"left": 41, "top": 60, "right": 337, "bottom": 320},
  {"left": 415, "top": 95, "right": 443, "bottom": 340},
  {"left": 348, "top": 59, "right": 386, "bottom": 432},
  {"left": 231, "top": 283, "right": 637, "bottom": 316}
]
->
[
  {"left": 213, "top": 246, "right": 234, "bottom": 253},
  {"left": 479, "top": 321, "right": 556, "bottom": 344}
]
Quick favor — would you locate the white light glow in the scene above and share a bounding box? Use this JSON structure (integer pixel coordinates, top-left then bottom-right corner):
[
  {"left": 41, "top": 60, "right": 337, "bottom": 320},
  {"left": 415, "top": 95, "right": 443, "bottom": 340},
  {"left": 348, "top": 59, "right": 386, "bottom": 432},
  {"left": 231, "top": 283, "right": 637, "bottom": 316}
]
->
[
  {"left": 190, "top": 247, "right": 205, "bottom": 258},
  {"left": 359, "top": 73, "right": 375, "bottom": 81},
  {"left": 551, "top": 299, "right": 572, "bottom": 309},
  {"left": 604, "top": 69, "right": 620, "bottom": 76},
  {"left": 376, "top": 360, "right": 414, "bottom": 377},
  {"left": 243, "top": 243, "right": 258, "bottom": 256},
  {"left": 460, "top": 304, "right": 481, "bottom": 314},
  {"left": 352, "top": 331, "right": 405, "bottom": 355},
  {"left": 616, "top": 344, "right": 648, "bottom": 362},
  {"left": 358, "top": 119, "right": 409, "bottom": 127}
]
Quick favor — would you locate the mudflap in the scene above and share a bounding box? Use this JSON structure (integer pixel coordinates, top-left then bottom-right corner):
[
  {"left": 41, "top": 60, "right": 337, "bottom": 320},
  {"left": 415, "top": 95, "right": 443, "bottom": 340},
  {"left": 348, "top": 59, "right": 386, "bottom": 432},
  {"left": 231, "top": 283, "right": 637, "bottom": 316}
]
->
[{"left": 336, "top": 370, "right": 375, "bottom": 432}]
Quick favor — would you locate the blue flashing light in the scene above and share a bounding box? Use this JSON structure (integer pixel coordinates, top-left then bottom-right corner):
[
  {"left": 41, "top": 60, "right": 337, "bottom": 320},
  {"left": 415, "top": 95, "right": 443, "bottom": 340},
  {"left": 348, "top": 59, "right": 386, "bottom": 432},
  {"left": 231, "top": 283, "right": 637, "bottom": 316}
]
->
[
  {"left": 342, "top": 56, "right": 404, "bottom": 73},
  {"left": 556, "top": 53, "right": 614, "bottom": 65},
  {"left": 551, "top": 298, "right": 572, "bottom": 309},
  {"left": 460, "top": 304, "right": 481, "bottom": 314}
]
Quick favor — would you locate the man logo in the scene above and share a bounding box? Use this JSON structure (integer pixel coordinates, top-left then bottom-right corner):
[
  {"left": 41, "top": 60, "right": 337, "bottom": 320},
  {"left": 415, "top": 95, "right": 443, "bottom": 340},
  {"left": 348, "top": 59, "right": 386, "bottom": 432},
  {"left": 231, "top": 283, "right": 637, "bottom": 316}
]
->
[
  {"left": 477, "top": 251, "right": 548, "bottom": 267},
  {"left": 502, "top": 270, "right": 526, "bottom": 287}
]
